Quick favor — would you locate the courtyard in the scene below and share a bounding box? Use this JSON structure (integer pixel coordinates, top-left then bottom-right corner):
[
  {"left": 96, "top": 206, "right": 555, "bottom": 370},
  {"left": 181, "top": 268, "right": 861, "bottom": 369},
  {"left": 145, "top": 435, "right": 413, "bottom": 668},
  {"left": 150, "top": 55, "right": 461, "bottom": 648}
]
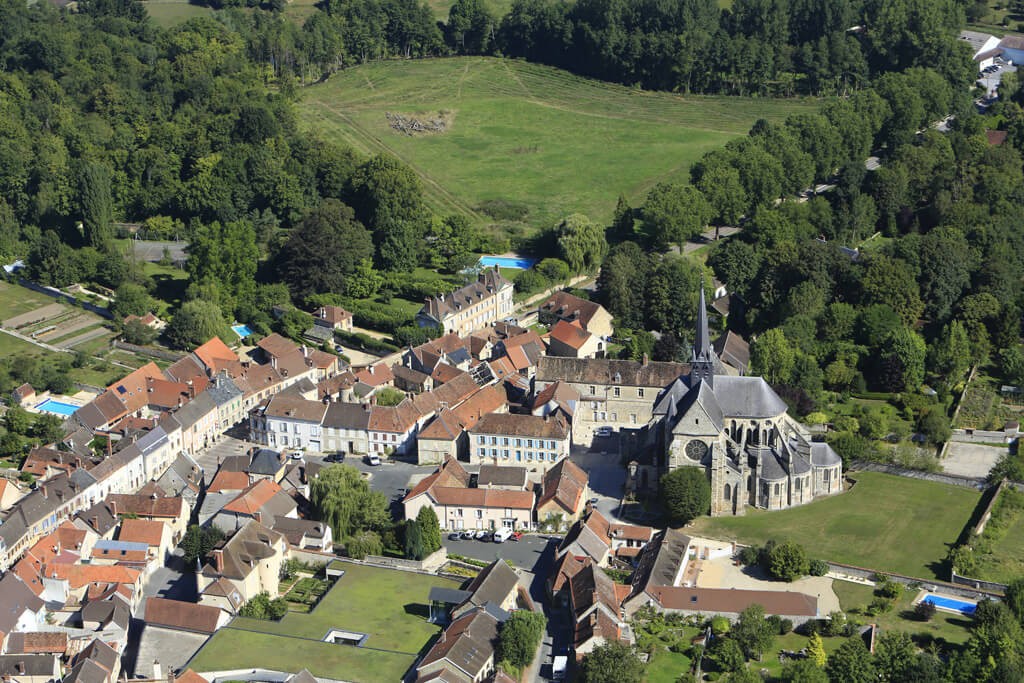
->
[
  {"left": 688, "top": 472, "right": 981, "bottom": 581},
  {"left": 187, "top": 563, "right": 461, "bottom": 682}
]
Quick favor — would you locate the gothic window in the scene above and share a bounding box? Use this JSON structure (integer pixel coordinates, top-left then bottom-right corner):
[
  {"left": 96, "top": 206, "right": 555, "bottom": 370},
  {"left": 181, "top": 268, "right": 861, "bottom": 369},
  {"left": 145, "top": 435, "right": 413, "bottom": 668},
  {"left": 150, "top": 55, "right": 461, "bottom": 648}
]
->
[
  {"left": 685, "top": 440, "right": 707, "bottom": 461},
  {"left": 723, "top": 484, "right": 731, "bottom": 501}
]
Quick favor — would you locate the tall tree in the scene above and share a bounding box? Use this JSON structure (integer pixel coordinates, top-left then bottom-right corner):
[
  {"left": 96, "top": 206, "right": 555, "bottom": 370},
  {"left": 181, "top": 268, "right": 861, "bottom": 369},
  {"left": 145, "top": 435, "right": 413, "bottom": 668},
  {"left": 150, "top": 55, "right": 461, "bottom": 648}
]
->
[
  {"left": 825, "top": 637, "right": 875, "bottom": 683},
  {"left": 554, "top": 213, "right": 607, "bottom": 274},
  {"left": 350, "top": 155, "right": 429, "bottom": 271},
  {"left": 643, "top": 183, "right": 712, "bottom": 251},
  {"left": 79, "top": 161, "right": 114, "bottom": 250},
  {"left": 165, "top": 300, "right": 231, "bottom": 350},
  {"left": 751, "top": 328, "right": 795, "bottom": 384},
  {"left": 659, "top": 467, "right": 711, "bottom": 527},
  {"left": 276, "top": 199, "right": 374, "bottom": 302},
  {"left": 310, "top": 464, "right": 391, "bottom": 541},
  {"left": 578, "top": 642, "right": 644, "bottom": 683},
  {"left": 416, "top": 505, "right": 441, "bottom": 555}
]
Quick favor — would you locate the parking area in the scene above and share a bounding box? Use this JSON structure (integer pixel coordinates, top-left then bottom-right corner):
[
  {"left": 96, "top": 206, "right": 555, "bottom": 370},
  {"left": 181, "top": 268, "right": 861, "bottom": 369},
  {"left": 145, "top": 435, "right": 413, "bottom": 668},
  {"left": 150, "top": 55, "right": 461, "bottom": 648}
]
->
[
  {"left": 442, "top": 533, "right": 554, "bottom": 571},
  {"left": 977, "top": 60, "right": 1016, "bottom": 98}
]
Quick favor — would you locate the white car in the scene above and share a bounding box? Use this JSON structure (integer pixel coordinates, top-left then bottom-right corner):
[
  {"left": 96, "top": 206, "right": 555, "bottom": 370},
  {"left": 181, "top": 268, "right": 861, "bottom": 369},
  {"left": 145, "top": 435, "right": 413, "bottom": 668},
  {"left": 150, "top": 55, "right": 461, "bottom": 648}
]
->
[
  {"left": 288, "top": 450, "right": 303, "bottom": 460},
  {"left": 594, "top": 426, "right": 613, "bottom": 437},
  {"left": 366, "top": 454, "right": 381, "bottom": 466}
]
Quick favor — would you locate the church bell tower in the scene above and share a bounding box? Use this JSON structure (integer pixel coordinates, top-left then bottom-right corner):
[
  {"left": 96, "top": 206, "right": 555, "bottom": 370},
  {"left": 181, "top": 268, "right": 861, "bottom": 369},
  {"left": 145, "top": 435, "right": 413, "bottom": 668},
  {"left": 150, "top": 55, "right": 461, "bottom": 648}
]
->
[{"left": 690, "top": 282, "right": 716, "bottom": 388}]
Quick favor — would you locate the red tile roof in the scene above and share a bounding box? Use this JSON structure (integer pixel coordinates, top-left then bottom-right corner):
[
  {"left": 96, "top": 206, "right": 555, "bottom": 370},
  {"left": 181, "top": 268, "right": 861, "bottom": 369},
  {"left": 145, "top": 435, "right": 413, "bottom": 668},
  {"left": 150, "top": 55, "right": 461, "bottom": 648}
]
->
[
  {"left": 118, "top": 519, "right": 166, "bottom": 547},
  {"left": 50, "top": 564, "right": 140, "bottom": 589},
  {"left": 549, "top": 320, "right": 593, "bottom": 351},
  {"left": 145, "top": 597, "right": 224, "bottom": 634},
  {"left": 403, "top": 458, "right": 470, "bottom": 503},
  {"left": 193, "top": 337, "right": 241, "bottom": 375},
  {"left": 107, "top": 362, "right": 166, "bottom": 413},
  {"left": 107, "top": 494, "right": 184, "bottom": 519},
  {"left": 208, "top": 470, "right": 251, "bottom": 493},
  {"left": 223, "top": 480, "right": 284, "bottom": 516},
  {"left": 257, "top": 333, "right": 299, "bottom": 359},
  {"left": 430, "top": 487, "right": 534, "bottom": 510},
  {"left": 355, "top": 363, "right": 394, "bottom": 387},
  {"left": 538, "top": 459, "right": 588, "bottom": 515}
]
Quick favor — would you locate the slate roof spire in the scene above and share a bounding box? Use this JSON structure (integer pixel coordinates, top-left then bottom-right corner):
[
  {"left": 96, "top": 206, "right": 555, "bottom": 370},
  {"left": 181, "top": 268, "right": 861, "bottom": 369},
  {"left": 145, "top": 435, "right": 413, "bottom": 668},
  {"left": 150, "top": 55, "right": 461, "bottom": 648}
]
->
[{"left": 690, "top": 280, "right": 716, "bottom": 389}]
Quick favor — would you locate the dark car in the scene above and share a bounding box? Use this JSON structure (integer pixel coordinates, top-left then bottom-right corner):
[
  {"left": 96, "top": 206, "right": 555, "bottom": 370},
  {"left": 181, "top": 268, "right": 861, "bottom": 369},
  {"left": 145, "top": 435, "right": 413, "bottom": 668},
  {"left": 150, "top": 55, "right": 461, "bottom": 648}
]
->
[
  {"left": 326, "top": 452, "right": 345, "bottom": 463},
  {"left": 448, "top": 532, "right": 462, "bottom": 541}
]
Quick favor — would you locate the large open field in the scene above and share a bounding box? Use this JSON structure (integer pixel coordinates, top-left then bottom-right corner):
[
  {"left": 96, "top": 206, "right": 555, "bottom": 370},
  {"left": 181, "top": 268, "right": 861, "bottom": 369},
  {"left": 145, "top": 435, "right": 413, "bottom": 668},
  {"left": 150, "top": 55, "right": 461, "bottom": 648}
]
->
[
  {"left": 688, "top": 472, "right": 981, "bottom": 581},
  {"left": 298, "top": 57, "right": 821, "bottom": 229},
  {"left": 189, "top": 563, "right": 460, "bottom": 682}
]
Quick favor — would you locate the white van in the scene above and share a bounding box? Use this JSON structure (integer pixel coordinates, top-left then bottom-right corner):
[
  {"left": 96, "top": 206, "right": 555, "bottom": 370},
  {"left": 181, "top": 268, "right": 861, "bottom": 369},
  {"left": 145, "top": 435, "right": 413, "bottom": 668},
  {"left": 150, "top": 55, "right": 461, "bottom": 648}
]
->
[
  {"left": 366, "top": 454, "right": 381, "bottom": 466},
  {"left": 492, "top": 528, "right": 513, "bottom": 543}
]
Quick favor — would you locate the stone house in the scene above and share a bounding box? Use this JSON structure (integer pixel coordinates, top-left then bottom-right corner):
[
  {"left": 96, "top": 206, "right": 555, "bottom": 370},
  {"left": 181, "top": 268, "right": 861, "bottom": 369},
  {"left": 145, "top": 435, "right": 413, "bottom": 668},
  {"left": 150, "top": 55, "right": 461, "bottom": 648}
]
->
[
  {"left": 320, "top": 402, "right": 370, "bottom": 455},
  {"left": 417, "top": 266, "right": 514, "bottom": 337},
  {"left": 547, "top": 320, "right": 604, "bottom": 359},
  {"left": 248, "top": 394, "right": 328, "bottom": 451},
  {"left": 403, "top": 458, "right": 535, "bottom": 531},
  {"left": 537, "top": 291, "right": 614, "bottom": 339},
  {"left": 536, "top": 458, "right": 590, "bottom": 526},
  {"left": 468, "top": 413, "right": 571, "bottom": 468},
  {"left": 199, "top": 520, "right": 287, "bottom": 604}
]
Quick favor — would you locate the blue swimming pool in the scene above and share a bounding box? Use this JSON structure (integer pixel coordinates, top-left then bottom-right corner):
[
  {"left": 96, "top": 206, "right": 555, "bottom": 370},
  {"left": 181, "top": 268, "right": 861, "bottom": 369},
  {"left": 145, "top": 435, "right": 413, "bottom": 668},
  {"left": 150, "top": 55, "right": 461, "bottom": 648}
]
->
[
  {"left": 479, "top": 255, "right": 536, "bottom": 270},
  {"left": 35, "top": 399, "right": 80, "bottom": 417},
  {"left": 922, "top": 593, "right": 977, "bottom": 616},
  {"left": 232, "top": 324, "right": 253, "bottom": 338}
]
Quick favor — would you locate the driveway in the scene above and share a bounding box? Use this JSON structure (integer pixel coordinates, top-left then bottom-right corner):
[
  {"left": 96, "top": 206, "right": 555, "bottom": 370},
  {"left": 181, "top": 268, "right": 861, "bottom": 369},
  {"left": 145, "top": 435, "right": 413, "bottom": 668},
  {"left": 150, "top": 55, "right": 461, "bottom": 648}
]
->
[{"left": 570, "top": 440, "right": 627, "bottom": 522}]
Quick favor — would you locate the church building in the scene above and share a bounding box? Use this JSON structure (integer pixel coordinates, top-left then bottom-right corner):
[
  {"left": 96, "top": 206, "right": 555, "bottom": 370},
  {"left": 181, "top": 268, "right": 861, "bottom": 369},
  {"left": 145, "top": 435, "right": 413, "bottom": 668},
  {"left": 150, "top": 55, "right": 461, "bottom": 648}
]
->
[{"left": 651, "top": 287, "right": 843, "bottom": 515}]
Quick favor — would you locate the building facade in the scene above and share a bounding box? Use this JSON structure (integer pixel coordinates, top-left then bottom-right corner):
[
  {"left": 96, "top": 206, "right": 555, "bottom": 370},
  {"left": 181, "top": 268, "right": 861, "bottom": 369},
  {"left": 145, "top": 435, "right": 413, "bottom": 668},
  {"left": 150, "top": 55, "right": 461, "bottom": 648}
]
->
[{"left": 417, "top": 267, "right": 514, "bottom": 337}]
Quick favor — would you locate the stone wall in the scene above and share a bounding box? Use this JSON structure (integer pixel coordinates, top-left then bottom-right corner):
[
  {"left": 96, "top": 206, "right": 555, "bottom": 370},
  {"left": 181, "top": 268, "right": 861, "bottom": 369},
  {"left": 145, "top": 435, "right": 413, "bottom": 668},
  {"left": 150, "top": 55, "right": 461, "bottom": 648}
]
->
[
  {"left": 825, "top": 560, "right": 1003, "bottom": 600},
  {"left": 851, "top": 461, "right": 986, "bottom": 489}
]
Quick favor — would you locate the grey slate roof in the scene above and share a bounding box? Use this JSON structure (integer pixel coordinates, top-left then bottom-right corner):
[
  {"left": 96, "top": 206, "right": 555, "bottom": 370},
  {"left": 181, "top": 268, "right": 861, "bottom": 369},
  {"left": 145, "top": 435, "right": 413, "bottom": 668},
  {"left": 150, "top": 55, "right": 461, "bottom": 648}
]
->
[
  {"left": 248, "top": 449, "right": 284, "bottom": 476},
  {"left": 0, "top": 573, "right": 44, "bottom": 634},
  {"left": 536, "top": 356, "right": 689, "bottom": 387},
  {"left": 207, "top": 373, "right": 242, "bottom": 407},
  {"left": 0, "top": 654, "right": 59, "bottom": 677},
  {"left": 677, "top": 380, "right": 724, "bottom": 432},
  {"left": 171, "top": 392, "right": 217, "bottom": 430},
  {"left": 810, "top": 442, "right": 842, "bottom": 467},
  {"left": 75, "top": 501, "right": 118, "bottom": 536},
  {"left": 457, "top": 558, "right": 518, "bottom": 614},
  {"left": 476, "top": 465, "right": 527, "bottom": 489},
  {"left": 711, "top": 376, "right": 788, "bottom": 418},
  {"left": 322, "top": 402, "right": 371, "bottom": 430}
]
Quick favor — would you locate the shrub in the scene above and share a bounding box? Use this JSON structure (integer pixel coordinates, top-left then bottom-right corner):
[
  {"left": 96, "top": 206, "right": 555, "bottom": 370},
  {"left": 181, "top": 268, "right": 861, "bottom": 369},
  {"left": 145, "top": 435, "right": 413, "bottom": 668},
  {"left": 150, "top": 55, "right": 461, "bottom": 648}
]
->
[
  {"left": 867, "top": 597, "right": 894, "bottom": 615},
  {"left": 808, "top": 558, "right": 829, "bottom": 576},
  {"left": 335, "top": 330, "right": 400, "bottom": 354},
  {"left": 498, "top": 611, "right": 547, "bottom": 668},
  {"left": 739, "top": 545, "right": 760, "bottom": 566},
  {"left": 710, "top": 616, "right": 731, "bottom": 635},
  {"left": 877, "top": 580, "right": 902, "bottom": 599},
  {"left": 767, "top": 541, "right": 810, "bottom": 582},
  {"left": 341, "top": 298, "right": 415, "bottom": 333},
  {"left": 914, "top": 600, "right": 937, "bottom": 621}
]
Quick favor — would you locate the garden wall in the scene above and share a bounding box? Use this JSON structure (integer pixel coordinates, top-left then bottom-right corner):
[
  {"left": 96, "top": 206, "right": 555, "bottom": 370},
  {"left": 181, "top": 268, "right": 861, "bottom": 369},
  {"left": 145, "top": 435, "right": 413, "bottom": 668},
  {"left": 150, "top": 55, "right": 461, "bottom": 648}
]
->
[
  {"left": 363, "top": 547, "right": 448, "bottom": 573},
  {"left": 203, "top": 669, "right": 350, "bottom": 683},
  {"left": 951, "top": 428, "right": 1015, "bottom": 444},
  {"left": 19, "top": 280, "right": 112, "bottom": 319},
  {"left": 825, "top": 559, "right": 1003, "bottom": 600},
  {"left": 113, "top": 340, "right": 183, "bottom": 362},
  {"left": 851, "top": 462, "right": 986, "bottom": 489}
]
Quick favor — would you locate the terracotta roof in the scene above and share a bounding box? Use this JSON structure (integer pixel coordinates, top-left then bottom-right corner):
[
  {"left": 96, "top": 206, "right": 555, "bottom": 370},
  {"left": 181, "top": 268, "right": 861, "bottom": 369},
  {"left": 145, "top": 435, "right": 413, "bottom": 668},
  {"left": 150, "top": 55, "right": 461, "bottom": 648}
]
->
[
  {"left": 208, "top": 470, "right": 251, "bottom": 493},
  {"left": 143, "top": 377, "right": 191, "bottom": 410},
  {"left": 22, "top": 447, "right": 88, "bottom": 478},
  {"left": 539, "top": 291, "right": 606, "bottom": 329},
  {"left": 107, "top": 362, "right": 166, "bottom": 413},
  {"left": 538, "top": 459, "right": 588, "bottom": 514},
  {"left": 314, "top": 305, "right": 352, "bottom": 325},
  {"left": 649, "top": 586, "right": 818, "bottom": 616},
  {"left": 165, "top": 355, "right": 207, "bottom": 385},
  {"left": 453, "top": 385, "right": 507, "bottom": 426},
  {"left": 472, "top": 412, "right": 569, "bottom": 440},
  {"left": 431, "top": 363, "right": 467, "bottom": 384},
  {"left": 430, "top": 487, "right": 534, "bottom": 510},
  {"left": 549, "top": 320, "right": 593, "bottom": 351},
  {"left": 5, "top": 632, "right": 67, "bottom": 654},
  {"left": 477, "top": 465, "right": 527, "bottom": 489},
  {"left": 355, "top": 363, "right": 394, "bottom": 387},
  {"left": 502, "top": 330, "right": 544, "bottom": 350},
  {"left": 987, "top": 129, "right": 1009, "bottom": 146},
  {"left": 263, "top": 394, "right": 328, "bottom": 423},
  {"left": 403, "top": 458, "right": 470, "bottom": 503},
  {"left": 569, "top": 562, "right": 622, "bottom": 618},
  {"left": 223, "top": 480, "right": 285, "bottom": 516},
  {"left": 176, "top": 670, "right": 209, "bottom": 683},
  {"left": 368, "top": 399, "right": 420, "bottom": 433},
  {"left": 417, "top": 410, "right": 466, "bottom": 441},
  {"left": 533, "top": 381, "right": 580, "bottom": 413},
  {"left": 193, "top": 337, "right": 241, "bottom": 375},
  {"left": 118, "top": 519, "right": 166, "bottom": 547},
  {"left": 12, "top": 383, "right": 34, "bottom": 400},
  {"left": 551, "top": 552, "right": 588, "bottom": 594},
  {"left": 145, "top": 597, "right": 224, "bottom": 634},
  {"left": 309, "top": 349, "right": 338, "bottom": 370},
  {"left": 257, "top": 333, "right": 299, "bottom": 359},
  {"left": 107, "top": 494, "right": 184, "bottom": 519},
  {"left": 50, "top": 564, "right": 140, "bottom": 589}
]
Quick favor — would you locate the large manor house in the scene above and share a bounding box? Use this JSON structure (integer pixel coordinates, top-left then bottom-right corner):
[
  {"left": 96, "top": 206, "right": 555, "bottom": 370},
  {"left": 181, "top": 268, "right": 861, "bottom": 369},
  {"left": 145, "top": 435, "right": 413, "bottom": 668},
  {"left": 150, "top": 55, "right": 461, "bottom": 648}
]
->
[{"left": 647, "top": 289, "right": 843, "bottom": 516}]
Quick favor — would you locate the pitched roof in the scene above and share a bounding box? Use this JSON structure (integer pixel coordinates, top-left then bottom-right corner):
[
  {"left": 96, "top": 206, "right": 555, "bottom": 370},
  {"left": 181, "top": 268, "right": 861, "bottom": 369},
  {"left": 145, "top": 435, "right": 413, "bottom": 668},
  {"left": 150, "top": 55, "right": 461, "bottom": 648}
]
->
[
  {"left": 0, "top": 655, "right": 58, "bottom": 677},
  {"left": 271, "top": 517, "right": 330, "bottom": 546},
  {"left": 177, "top": 670, "right": 210, "bottom": 683},
  {"left": 477, "top": 465, "right": 527, "bottom": 489},
  {"left": 368, "top": 400, "right": 420, "bottom": 433},
  {"left": 419, "top": 269, "right": 511, "bottom": 324},
  {"left": 145, "top": 597, "right": 224, "bottom": 634},
  {"left": 204, "top": 520, "right": 284, "bottom": 581},
  {"left": 539, "top": 291, "right": 606, "bottom": 329},
  {"left": 536, "top": 356, "right": 688, "bottom": 387},
  {"left": 453, "top": 385, "right": 507, "bottom": 426},
  {"left": 459, "top": 558, "right": 519, "bottom": 612},
  {"left": 538, "top": 458, "right": 589, "bottom": 514},
  {"left": 430, "top": 487, "right": 534, "bottom": 510},
  {"left": 107, "top": 494, "right": 184, "bottom": 519},
  {"left": 50, "top": 564, "right": 140, "bottom": 589},
  {"left": 5, "top": 632, "right": 67, "bottom": 655},
  {"left": 257, "top": 333, "right": 299, "bottom": 359},
  {"left": 713, "top": 331, "right": 750, "bottom": 373},
  {"left": 107, "top": 362, "right": 166, "bottom": 413},
  {"left": 322, "top": 401, "right": 371, "bottom": 430},
  {"left": 403, "top": 458, "right": 470, "bottom": 503},
  {"left": 0, "top": 574, "right": 44, "bottom": 634},
  {"left": 533, "top": 381, "right": 580, "bottom": 412},
  {"left": 471, "top": 412, "right": 569, "bottom": 440},
  {"left": 75, "top": 501, "right": 118, "bottom": 536},
  {"left": 208, "top": 470, "right": 251, "bottom": 493},
  {"left": 549, "top": 320, "right": 594, "bottom": 351},
  {"left": 430, "top": 363, "right": 466, "bottom": 385},
  {"left": 550, "top": 552, "right": 588, "bottom": 595},
  {"left": 262, "top": 394, "right": 328, "bottom": 423},
  {"left": 164, "top": 355, "right": 208, "bottom": 385},
  {"left": 354, "top": 363, "right": 394, "bottom": 387},
  {"left": 201, "top": 576, "right": 244, "bottom": 611},
  {"left": 418, "top": 607, "right": 501, "bottom": 679},
  {"left": 248, "top": 448, "right": 285, "bottom": 476},
  {"left": 649, "top": 585, "right": 818, "bottom": 616},
  {"left": 223, "top": 480, "right": 292, "bottom": 517},
  {"left": 193, "top": 337, "right": 241, "bottom": 375},
  {"left": 315, "top": 305, "right": 352, "bottom": 325},
  {"left": 118, "top": 519, "right": 166, "bottom": 547}
]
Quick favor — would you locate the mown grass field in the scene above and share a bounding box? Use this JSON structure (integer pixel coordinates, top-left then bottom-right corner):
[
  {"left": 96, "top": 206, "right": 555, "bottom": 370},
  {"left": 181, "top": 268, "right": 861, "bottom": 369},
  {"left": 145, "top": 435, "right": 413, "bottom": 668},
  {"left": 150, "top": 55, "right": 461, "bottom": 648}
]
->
[
  {"left": 189, "top": 564, "right": 459, "bottom": 682},
  {"left": 143, "top": 0, "right": 320, "bottom": 28},
  {"left": 833, "top": 581, "right": 973, "bottom": 646},
  {"left": 298, "top": 57, "right": 821, "bottom": 229},
  {"left": 688, "top": 472, "right": 980, "bottom": 581}
]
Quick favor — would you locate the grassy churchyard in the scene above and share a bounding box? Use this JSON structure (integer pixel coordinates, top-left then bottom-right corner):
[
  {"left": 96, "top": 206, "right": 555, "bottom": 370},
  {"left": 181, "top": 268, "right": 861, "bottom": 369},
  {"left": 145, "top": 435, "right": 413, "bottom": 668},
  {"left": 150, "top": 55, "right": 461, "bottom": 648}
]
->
[
  {"left": 297, "top": 57, "right": 820, "bottom": 229},
  {"left": 189, "top": 563, "right": 461, "bottom": 682},
  {"left": 688, "top": 472, "right": 980, "bottom": 581}
]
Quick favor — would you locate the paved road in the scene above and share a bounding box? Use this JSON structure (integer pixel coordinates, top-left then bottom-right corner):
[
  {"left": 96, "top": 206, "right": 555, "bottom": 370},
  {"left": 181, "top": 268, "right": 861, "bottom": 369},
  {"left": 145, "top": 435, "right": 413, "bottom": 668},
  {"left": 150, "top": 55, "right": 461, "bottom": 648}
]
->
[
  {"left": 570, "top": 436, "right": 627, "bottom": 522},
  {"left": 196, "top": 434, "right": 253, "bottom": 485}
]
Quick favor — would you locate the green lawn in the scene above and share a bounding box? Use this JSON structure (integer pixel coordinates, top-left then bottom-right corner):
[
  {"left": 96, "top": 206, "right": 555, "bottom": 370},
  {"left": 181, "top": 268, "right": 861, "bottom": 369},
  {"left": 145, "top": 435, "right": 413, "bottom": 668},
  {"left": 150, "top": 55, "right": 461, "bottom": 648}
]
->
[
  {"left": 688, "top": 472, "right": 980, "bottom": 581},
  {"left": 189, "top": 563, "right": 461, "bottom": 681},
  {"left": 0, "top": 282, "right": 59, "bottom": 322},
  {"left": 298, "top": 57, "right": 821, "bottom": 228},
  {"left": 833, "top": 581, "right": 973, "bottom": 647},
  {"left": 965, "top": 486, "right": 1024, "bottom": 582}
]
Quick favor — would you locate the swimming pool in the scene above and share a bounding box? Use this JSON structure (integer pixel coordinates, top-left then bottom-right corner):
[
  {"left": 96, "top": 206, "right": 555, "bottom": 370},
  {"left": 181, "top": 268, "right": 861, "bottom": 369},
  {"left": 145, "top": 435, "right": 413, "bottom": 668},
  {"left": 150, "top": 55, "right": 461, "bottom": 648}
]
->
[
  {"left": 921, "top": 593, "right": 977, "bottom": 616},
  {"left": 35, "top": 399, "right": 81, "bottom": 417},
  {"left": 479, "top": 255, "right": 536, "bottom": 270},
  {"left": 232, "top": 324, "right": 253, "bottom": 338}
]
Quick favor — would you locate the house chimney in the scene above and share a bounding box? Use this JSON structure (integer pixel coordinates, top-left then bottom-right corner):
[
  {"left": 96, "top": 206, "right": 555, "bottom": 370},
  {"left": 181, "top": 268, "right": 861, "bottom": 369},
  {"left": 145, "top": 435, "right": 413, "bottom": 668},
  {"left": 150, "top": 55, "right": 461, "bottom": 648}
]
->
[
  {"left": 91, "top": 516, "right": 99, "bottom": 529},
  {"left": 642, "top": 353, "right": 649, "bottom": 366},
  {"left": 110, "top": 500, "right": 118, "bottom": 517},
  {"left": 213, "top": 549, "right": 224, "bottom": 574},
  {"left": 152, "top": 660, "right": 162, "bottom": 681},
  {"left": 40, "top": 484, "right": 47, "bottom": 499}
]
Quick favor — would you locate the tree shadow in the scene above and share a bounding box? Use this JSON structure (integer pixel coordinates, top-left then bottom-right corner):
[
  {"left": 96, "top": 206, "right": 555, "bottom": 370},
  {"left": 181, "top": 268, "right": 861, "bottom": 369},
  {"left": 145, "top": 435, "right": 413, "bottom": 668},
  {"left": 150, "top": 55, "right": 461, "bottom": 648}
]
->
[{"left": 403, "top": 603, "right": 430, "bottom": 619}]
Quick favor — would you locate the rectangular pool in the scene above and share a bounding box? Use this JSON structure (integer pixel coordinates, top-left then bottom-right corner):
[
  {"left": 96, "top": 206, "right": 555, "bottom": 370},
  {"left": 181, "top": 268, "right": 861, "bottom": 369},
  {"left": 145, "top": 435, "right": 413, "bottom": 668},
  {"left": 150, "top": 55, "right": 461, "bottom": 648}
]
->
[
  {"left": 479, "top": 255, "right": 536, "bottom": 270},
  {"left": 231, "top": 324, "right": 253, "bottom": 338},
  {"left": 35, "top": 399, "right": 81, "bottom": 417},
  {"left": 921, "top": 593, "right": 977, "bottom": 616}
]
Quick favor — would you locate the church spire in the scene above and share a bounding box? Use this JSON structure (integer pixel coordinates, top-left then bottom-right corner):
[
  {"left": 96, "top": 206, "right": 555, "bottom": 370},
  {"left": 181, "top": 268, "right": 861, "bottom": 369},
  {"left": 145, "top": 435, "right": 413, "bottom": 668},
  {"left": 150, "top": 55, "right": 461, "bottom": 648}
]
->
[{"left": 690, "top": 279, "right": 716, "bottom": 389}]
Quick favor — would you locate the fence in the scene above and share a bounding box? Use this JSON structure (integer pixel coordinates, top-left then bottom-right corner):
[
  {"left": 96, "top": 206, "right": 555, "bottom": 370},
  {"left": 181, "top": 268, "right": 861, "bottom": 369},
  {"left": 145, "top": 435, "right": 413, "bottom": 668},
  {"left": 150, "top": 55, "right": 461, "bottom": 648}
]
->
[
  {"left": 851, "top": 461, "right": 987, "bottom": 489},
  {"left": 19, "top": 280, "right": 112, "bottom": 319},
  {"left": 112, "top": 340, "right": 183, "bottom": 363},
  {"left": 950, "top": 428, "right": 1015, "bottom": 444}
]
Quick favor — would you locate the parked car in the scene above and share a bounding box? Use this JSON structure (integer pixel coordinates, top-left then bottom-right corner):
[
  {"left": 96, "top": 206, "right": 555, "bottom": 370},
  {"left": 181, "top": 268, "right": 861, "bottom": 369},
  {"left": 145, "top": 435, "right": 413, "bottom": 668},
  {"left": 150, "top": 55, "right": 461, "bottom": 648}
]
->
[
  {"left": 510, "top": 531, "right": 523, "bottom": 541},
  {"left": 552, "top": 656, "right": 568, "bottom": 681},
  {"left": 589, "top": 497, "right": 600, "bottom": 505},
  {"left": 448, "top": 532, "right": 462, "bottom": 541},
  {"left": 594, "top": 426, "right": 613, "bottom": 437},
  {"left": 326, "top": 452, "right": 345, "bottom": 463},
  {"left": 289, "top": 450, "right": 303, "bottom": 460},
  {"left": 493, "top": 528, "right": 513, "bottom": 543},
  {"left": 460, "top": 530, "right": 475, "bottom": 540},
  {"left": 474, "top": 529, "right": 490, "bottom": 540},
  {"left": 365, "top": 454, "right": 381, "bottom": 466}
]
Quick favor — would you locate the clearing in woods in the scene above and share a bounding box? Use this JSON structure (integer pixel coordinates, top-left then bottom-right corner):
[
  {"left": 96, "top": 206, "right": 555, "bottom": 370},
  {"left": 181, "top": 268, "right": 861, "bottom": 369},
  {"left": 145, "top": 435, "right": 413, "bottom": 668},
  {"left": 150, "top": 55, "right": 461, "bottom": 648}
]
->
[{"left": 297, "top": 57, "right": 821, "bottom": 232}]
